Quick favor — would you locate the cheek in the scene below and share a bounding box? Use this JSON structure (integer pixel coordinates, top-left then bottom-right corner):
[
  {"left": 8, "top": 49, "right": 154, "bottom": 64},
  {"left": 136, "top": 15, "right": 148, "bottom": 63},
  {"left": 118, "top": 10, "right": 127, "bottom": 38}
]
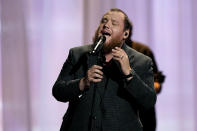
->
[
  {"left": 97, "top": 25, "right": 103, "bottom": 35},
  {"left": 113, "top": 28, "right": 124, "bottom": 37},
  {"left": 112, "top": 33, "right": 124, "bottom": 41},
  {"left": 105, "top": 33, "right": 122, "bottom": 44}
]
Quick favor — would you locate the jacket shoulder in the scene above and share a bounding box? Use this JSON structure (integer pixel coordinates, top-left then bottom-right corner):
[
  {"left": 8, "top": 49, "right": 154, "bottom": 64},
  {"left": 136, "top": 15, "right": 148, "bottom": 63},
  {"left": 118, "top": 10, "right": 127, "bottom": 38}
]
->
[
  {"left": 125, "top": 44, "right": 152, "bottom": 62},
  {"left": 70, "top": 44, "right": 92, "bottom": 54},
  {"left": 69, "top": 44, "right": 92, "bottom": 62}
]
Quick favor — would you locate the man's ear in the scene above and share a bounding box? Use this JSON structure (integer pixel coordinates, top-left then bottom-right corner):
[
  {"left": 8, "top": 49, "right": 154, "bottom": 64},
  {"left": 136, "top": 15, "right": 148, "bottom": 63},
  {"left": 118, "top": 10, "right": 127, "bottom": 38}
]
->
[{"left": 123, "top": 30, "right": 129, "bottom": 39}]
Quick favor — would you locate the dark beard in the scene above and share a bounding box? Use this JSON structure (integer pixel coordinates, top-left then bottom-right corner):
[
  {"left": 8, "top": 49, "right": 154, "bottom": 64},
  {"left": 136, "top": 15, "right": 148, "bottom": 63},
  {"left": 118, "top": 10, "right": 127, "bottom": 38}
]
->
[
  {"left": 103, "top": 36, "right": 122, "bottom": 54},
  {"left": 92, "top": 27, "right": 122, "bottom": 54}
]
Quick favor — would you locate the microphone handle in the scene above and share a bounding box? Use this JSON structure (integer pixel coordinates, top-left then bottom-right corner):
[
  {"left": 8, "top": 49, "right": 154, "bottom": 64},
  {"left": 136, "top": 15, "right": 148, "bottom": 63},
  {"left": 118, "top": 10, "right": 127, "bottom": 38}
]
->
[{"left": 91, "top": 35, "right": 106, "bottom": 54}]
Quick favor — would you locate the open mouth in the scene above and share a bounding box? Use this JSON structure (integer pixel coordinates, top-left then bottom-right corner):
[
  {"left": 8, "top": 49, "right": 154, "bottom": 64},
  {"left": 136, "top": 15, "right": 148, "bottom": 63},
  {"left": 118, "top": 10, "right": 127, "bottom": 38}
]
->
[{"left": 101, "top": 31, "right": 111, "bottom": 36}]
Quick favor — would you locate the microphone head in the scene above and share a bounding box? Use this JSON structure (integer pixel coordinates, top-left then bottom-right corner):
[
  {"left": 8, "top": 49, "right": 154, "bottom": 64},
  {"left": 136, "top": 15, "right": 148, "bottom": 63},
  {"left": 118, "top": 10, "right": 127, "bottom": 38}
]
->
[
  {"left": 91, "top": 35, "right": 106, "bottom": 54},
  {"left": 100, "top": 35, "right": 106, "bottom": 43}
]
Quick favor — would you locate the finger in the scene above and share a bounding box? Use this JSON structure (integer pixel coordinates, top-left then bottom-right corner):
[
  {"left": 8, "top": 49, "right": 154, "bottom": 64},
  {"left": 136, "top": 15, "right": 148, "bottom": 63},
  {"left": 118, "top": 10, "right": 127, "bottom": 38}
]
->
[
  {"left": 114, "top": 47, "right": 127, "bottom": 55},
  {"left": 112, "top": 53, "right": 120, "bottom": 58},
  {"left": 112, "top": 48, "right": 120, "bottom": 54},
  {"left": 115, "top": 47, "right": 124, "bottom": 52},
  {"left": 88, "top": 77, "right": 94, "bottom": 83},
  {"left": 94, "top": 69, "right": 103, "bottom": 75},
  {"left": 112, "top": 51, "right": 124, "bottom": 60},
  {"left": 88, "top": 69, "right": 103, "bottom": 79},
  {"left": 112, "top": 49, "right": 124, "bottom": 58},
  {"left": 88, "top": 77, "right": 102, "bottom": 82},
  {"left": 92, "top": 65, "right": 103, "bottom": 70},
  {"left": 112, "top": 49, "right": 121, "bottom": 56},
  {"left": 92, "top": 78, "right": 102, "bottom": 83},
  {"left": 112, "top": 56, "right": 121, "bottom": 62},
  {"left": 89, "top": 66, "right": 102, "bottom": 74},
  {"left": 111, "top": 52, "right": 120, "bottom": 58},
  {"left": 89, "top": 76, "right": 102, "bottom": 83},
  {"left": 93, "top": 73, "right": 103, "bottom": 79}
]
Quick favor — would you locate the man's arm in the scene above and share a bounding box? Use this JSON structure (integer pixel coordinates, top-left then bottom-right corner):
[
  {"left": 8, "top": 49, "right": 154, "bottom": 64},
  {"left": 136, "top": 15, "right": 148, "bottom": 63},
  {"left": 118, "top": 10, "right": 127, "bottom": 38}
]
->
[
  {"left": 52, "top": 48, "right": 104, "bottom": 102},
  {"left": 52, "top": 49, "right": 82, "bottom": 102},
  {"left": 124, "top": 58, "right": 157, "bottom": 110}
]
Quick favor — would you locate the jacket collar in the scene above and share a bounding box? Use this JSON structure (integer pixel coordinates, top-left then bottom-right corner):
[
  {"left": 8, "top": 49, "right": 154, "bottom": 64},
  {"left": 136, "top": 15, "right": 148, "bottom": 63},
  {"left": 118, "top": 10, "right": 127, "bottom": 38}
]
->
[{"left": 88, "top": 43, "right": 135, "bottom": 66}]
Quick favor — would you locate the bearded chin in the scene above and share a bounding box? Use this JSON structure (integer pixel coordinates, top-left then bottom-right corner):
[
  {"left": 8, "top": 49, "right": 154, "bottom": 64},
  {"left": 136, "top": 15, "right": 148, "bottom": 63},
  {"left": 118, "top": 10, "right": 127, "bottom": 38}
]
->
[{"left": 103, "top": 37, "right": 122, "bottom": 54}]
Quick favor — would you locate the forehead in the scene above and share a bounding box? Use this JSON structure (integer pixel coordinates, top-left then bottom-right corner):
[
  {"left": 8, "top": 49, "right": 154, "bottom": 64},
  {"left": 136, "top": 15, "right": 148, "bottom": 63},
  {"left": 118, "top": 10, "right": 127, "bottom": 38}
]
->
[{"left": 103, "top": 11, "right": 125, "bottom": 22}]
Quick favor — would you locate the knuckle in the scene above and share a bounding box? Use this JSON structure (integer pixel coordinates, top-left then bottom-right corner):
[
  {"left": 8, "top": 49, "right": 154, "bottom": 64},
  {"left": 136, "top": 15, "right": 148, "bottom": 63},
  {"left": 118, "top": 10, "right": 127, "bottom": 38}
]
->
[{"left": 89, "top": 78, "right": 93, "bottom": 82}]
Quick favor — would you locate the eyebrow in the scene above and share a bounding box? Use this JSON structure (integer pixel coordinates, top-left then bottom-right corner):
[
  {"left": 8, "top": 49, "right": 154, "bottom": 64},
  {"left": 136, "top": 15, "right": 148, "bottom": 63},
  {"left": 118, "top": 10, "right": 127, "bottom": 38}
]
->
[
  {"left": 101, "top": 15, "right": 120, "bottom": 25},
  {"left": 102, "top": 17, "right": 119, "bottom": 22}
]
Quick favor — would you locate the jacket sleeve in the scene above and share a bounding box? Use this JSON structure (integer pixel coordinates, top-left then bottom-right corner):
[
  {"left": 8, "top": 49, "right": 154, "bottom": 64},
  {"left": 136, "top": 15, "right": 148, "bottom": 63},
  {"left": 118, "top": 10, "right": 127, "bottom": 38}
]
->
[
  {"left": 124, "top": 58, "right": 157, "bottom": 110},
  {"left": 52, "top": 49, "right": 82, "bottom": 102}
]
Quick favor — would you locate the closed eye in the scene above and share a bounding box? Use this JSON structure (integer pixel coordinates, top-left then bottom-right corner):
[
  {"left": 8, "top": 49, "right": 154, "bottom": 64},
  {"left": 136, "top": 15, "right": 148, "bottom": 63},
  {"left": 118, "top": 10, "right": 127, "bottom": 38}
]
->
[{"left": 112, "top": 20, "right": 119, "bottom": 26}]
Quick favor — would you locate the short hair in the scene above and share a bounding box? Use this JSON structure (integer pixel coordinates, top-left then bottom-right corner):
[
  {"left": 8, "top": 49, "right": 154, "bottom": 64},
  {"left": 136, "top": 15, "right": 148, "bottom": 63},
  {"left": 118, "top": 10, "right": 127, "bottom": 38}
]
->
[{"left": 109, "top": 8, "right": 133, "bottom": 45}]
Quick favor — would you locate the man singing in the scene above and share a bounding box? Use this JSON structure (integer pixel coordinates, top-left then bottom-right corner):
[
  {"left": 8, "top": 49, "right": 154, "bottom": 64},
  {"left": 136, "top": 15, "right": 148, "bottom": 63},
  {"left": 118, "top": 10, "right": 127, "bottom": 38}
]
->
[{"left": 53, "top": 8, "right": 156, "bottom": 131}]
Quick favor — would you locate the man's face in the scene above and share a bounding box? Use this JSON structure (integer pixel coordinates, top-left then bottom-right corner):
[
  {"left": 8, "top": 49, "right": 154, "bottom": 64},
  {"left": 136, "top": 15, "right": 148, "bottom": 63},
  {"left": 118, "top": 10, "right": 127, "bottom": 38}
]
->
[{"left": 95, "top": 11, "right": 127, "bottom": 53}]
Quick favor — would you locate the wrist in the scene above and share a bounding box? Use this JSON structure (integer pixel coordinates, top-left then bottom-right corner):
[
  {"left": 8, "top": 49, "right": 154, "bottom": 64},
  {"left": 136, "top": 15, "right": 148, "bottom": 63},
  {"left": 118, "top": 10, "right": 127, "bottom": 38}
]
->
[
  {"left": 122, "top": 69, "right": 133, "bottom": 79},
  {"left": 125, "top": 68, "right": 132, "bottom": 75},
  {"left": 79, "top": 77, "right": 90, "bottom": 91}
]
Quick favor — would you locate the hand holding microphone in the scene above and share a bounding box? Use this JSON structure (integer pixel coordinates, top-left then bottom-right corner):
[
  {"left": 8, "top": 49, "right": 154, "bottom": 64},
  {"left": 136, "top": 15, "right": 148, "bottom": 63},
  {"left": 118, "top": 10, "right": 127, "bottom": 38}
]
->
[{"left": 80, "top": 36, "right": 106, "bottom": 91}]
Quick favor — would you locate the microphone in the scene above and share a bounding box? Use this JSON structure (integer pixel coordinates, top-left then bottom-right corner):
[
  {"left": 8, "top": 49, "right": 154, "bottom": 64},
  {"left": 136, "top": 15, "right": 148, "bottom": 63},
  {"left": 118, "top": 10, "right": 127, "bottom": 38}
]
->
[{"left": 91, "top": 35, "right": 106, "bottom": 54}]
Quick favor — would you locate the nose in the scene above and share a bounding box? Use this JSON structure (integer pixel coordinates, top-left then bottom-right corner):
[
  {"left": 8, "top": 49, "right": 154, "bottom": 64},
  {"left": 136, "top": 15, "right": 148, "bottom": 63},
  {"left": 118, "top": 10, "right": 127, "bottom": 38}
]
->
[{"left": 103, "top": 21, "right": 110, "bottom": 29}]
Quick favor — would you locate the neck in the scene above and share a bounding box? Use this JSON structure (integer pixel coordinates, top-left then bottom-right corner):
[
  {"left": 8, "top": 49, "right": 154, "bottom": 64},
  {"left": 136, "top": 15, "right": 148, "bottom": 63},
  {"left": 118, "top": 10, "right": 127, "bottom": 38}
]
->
[{"left": 105, "top": 52, "right": 113, "bottom": 62}]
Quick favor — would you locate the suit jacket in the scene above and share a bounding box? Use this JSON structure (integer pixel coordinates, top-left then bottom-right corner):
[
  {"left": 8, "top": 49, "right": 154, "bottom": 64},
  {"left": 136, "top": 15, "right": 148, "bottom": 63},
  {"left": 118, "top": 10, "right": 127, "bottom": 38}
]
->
[{"left": 52, "top": 43, "right": 156, "bottom": 131}]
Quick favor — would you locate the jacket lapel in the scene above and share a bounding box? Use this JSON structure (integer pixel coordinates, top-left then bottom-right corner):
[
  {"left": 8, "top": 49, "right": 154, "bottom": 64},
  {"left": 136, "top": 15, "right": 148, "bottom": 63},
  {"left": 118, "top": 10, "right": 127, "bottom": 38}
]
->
[{"left": 121, "top": 43, "right": 135, "bottom": 68}]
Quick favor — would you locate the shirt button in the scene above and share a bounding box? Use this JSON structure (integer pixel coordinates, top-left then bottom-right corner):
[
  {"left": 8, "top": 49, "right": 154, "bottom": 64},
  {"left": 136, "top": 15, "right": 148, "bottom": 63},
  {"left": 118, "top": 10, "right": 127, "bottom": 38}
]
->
[{"left": 92, "top": 116, "right": 97, "bottom": 120}]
